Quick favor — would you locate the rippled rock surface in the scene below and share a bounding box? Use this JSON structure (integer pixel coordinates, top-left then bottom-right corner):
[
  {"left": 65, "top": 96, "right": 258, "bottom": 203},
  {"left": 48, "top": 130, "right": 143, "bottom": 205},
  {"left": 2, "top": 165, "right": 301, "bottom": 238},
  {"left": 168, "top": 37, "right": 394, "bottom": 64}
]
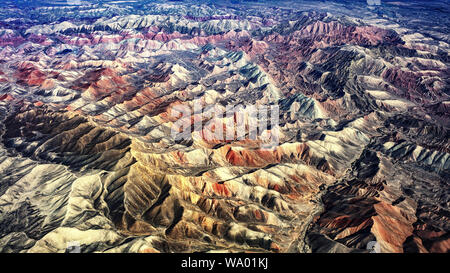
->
[{"left": 0, "top": 0, "right": 448, "bottom": 253}]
